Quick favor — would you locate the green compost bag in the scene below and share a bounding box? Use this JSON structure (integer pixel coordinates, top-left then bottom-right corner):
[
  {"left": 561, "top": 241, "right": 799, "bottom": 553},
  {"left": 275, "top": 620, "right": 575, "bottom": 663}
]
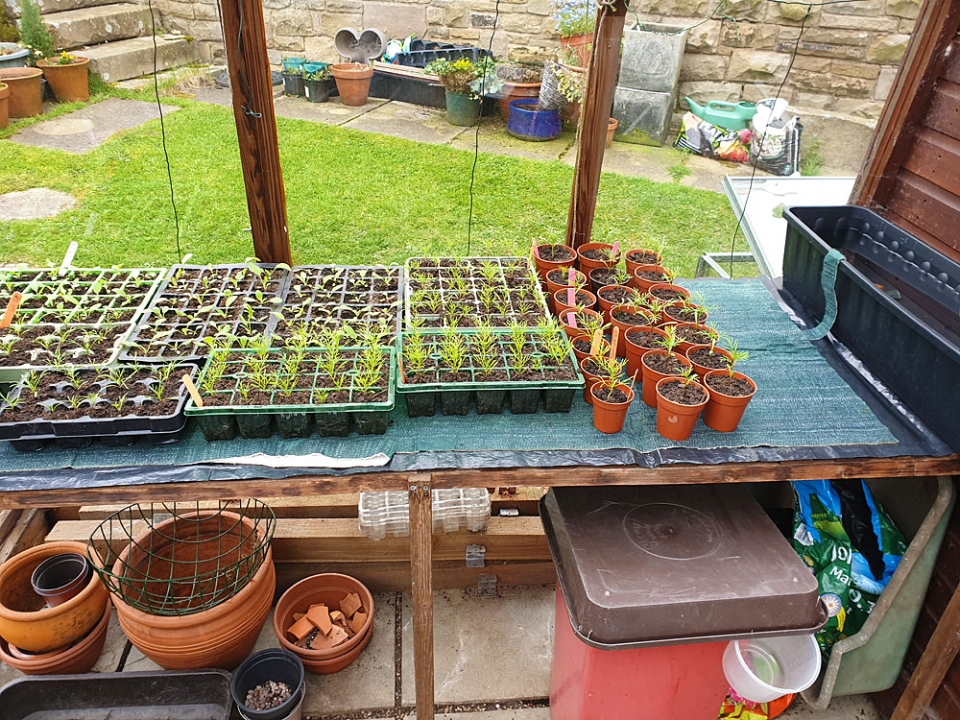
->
[{"left": 792, "top": 480, "right": 907, "bottom": 661}]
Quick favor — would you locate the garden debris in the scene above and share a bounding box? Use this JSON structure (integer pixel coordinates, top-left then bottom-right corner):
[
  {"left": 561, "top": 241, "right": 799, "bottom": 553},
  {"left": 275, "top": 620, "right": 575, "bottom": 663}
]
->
[
  {"left": 286, "top": 615, "right": 315, "bottom": 642},
  {"left": 245, "top": 680, "right": 293, "bottom": 711},
  {"left": 341, "top": 592, "right": 363, "bottom": 618},
  {"left": 307, "top": 603, "right": 333, "bottom": 635},
  {"left": 289, "top": 592, "right": 368, "bottom": 650}
]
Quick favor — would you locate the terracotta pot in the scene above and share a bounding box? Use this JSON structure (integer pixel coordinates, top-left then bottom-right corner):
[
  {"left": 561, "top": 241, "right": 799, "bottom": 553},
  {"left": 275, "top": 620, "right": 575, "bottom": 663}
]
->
[
  {"left": 534, "top": 243, "right": 577, "bottom": 283},
  {"left": 579, "top": 355, "right": 605, "bottom": 405},
  {"left": 545, "top": 267, "right": 586, "bottom": 313},
  {"left": 0, "top": 598, "right": 111, "bottom": 675},
  {"left": 702, "top": 369, "right": 757, "bottom": 432},
  {"left": 663, "top": 301, "right": 708, "bottom": 327},
  {"left": 499, "top": 80, "right": 541, "bottom": 121},
  {"left": 608, "top": 304, "right": 654, "bottom": 357},
  {"left": 559, "top": 33, "right": 593, "bottom": 67},
  {"left": 576, "top": 242, "right": 619, "bottom": 274},
  {"left": 273, "top": 573, "right": 375, "bottom": 673},
  {"left": 656, "top": 376, "right": 709, "bottom": 442},
  {"left": 605, "top": 117, "right": 617, "bottom": 148},
  {"left": 331, "top": 63, "right": 373, "bottom": 106},
  {"left": 37, "top": 57, "right": 89, "bottom": 102},
  {"left": 587, "top": 266, "right": 622, "bottom": 294},
  {"left": 672, "top": 322, "right": 720, "bottom": 355},
  {"left": 632, "top": 263, "right": 673, "bottom": 292},
  {"left": 559, "top": 307, "right": 601, "bottom": 339},
  {"left": 0, "top": 541, "right": 109, "bottom": 653},
  {"left": 0, "top": 82, "right": 8, "bottom": 129},
  {"left": 591, "top": 382, "right": 634, "bottom": 434},
  {"left": 624, "top": 325, "right": 667, "bottom": 381},
  {"left": 299, "top": 623, "right": 372, "bottom": 674},
  {"left": 648, "top": 282, "right": 690, "bottom": 305},
  {"left": 571, "top": 332, "right": 608, "bottom": 363},
  {"left": 553, "top": 287, "right": 596, "bottom": 318},
  {"left": 686, "top": 344, "right": 733, "bottom": 379},
  {"left": 596, "top": 285, "right": 639, "bottom": 324},
  {"left": 625, "top": 250, "right": 664, "bottom": 276},
  {"left": 0, "top": 67, "right": 43, "bottom": 118},
  {"left": 640, "top": 349, "right": 691, "bottom": 408},
  {"left": 109, "top": 511, "right": 275, "bottom": 670}
]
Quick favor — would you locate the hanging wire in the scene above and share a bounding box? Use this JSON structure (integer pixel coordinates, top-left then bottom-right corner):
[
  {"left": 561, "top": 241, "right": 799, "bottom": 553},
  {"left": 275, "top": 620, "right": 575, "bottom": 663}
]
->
[
  {"left": 146, "top": 0, "right": 183, "bottom": 263},
  {"left": 235, "top": 0, "right": 262, "bottom": 118}
]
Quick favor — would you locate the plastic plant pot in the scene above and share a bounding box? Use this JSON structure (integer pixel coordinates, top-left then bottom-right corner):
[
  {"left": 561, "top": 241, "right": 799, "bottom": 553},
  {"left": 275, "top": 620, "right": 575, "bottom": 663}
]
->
[
  {"left": 672, "top": 322, "right": 720, "bottom": 355},
  {"left": 641, "top": 350, "right": 692, "bottom": 408},
  {"left": 591, "top": 382, "right": 634, "bottom": 434},
  {"left": 686, "top": 345, "right": 733, "bottom": 380},
  {"left": 439, "top": 390, "right": 471, "bottom": 416},
  {"left": 303, "top": 78, "right": 332, "bottom": 103},
  {"left": 404, "top": 392, "right": 436, "bottom": 418},
  {"left": 587, "top": 267, "right": 620, "bottom": 295},
  {"left": 236, "top": 414, "right": 274, "bottom": 439},
  {"left": 506, "top": 98, "right": 561, "bottom": 141},
  {"left": 648, "top": 282, "right": 690, "bottom": 304},
  {"left": 554, "top": 288, "right": 596, "bottom": 318},
  {"left": 655, "top": 377, "right": 709, "bottom": 442},
  {"left": 609, "top": 305, "right": 655, "bottom": 357},
  {"left": 624, "top": 326, "right": 668, "bottom": 381},
  {"left": 196, "top": 415, "right": 238, "bottom": 442},
  {"left": 544, "top": 388, "right": 577, "bottom": 413},
  {"left": 576, "top": 243, "right": 619, "bottom": 274},
  {"left": 509, "top": 388, "right": 541, "bottom": 414},
  {"left": 597, "top": 286, "right": 640, "bottom": 324},
  {"left": 31, "top": 553, "right": 91, "bottom": 608},
  {"left": 281, "top": 72, "right": 304, "bottom": 96},
  {"left": 231, "top": 649, "right": 305, "bottom": 720},
  {"left": 315, "top": 413, "right": 350, "bottom": 437},
  {"left": 702, "top": 370, "right": 757, "bottom": 433},
  {"left": 560, "top": 308, "right": 602, "bottom": 340},
  {"left": 723, "top": 635, "right": 821, "bottom": 704},
  {"left": 445, "top": 91, "right": 480, "bottom": 126},
  {"left": 354, "top": 411, "right": 389, "bottom": 435},
  {"left": 663, "top": 302, "right": 707, "bottom": 326},
  {"left": 544, "top": 267, "right": 587, "bottom": 309},
  {"left": 276, "top": 413, "right": 313, "bottom": 439},
  {"left": 535, "top": 244, "right": 577, "bottom": 283},
  {"left": 475, "top": 389, "right": 506, "bottom": 415},
  {"left": 625, "top": 250, "right": 664, "bottom": 276}
]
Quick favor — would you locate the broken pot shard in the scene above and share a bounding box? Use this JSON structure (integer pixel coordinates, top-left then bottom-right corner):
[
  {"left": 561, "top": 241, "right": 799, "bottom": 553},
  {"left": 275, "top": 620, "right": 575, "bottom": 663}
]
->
[
  {"left": 287, "top": 615, "right": 315, "bottom": 642},
  {"left": 307, "top": 604, "right": 333, "bottom": 635},
  {"left": 340, "top": 592, "right": 363, "bottom": 619}
]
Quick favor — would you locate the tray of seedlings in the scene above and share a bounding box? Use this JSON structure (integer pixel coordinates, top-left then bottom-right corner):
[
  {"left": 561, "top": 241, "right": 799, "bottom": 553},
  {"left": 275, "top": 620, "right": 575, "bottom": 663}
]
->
[
  {"left": 119, "top": 262, "right": 291, "bottom": 363},
  {"left": 185, "top": 331, "right": 395, "bottom": 440},
  {"left": 272, "top": 264, "right": 403, "bottom": 345},
  {"left": 397, "top": 320, "right": 584, "bottom": 417},
  {"left": 0, "top": 266, "right": 166, "bottom": 384},
  {"left": 0, "top": 361, "right": 198, "bottom": 451},
  {"left": 405, "top": 256, "right": 549, "bottom": 329}
]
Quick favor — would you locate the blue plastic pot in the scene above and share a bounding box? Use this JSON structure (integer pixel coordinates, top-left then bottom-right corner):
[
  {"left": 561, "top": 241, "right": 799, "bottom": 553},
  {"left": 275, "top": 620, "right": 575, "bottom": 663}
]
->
[
  {"left": 0, "top": 43, "right": 30, "bottom": 70},
  {"left": 506, "top": 98, "right": 561, "bottom": 141}
]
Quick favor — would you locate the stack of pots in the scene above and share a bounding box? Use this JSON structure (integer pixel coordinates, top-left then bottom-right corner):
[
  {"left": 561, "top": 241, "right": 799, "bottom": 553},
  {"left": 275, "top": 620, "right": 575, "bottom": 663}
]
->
[
  {"left": 0, "top": 541, "right": 111, "bottom": 674},
  {"left": 272, "top": 573, "right": 374, "bottom": 674}
]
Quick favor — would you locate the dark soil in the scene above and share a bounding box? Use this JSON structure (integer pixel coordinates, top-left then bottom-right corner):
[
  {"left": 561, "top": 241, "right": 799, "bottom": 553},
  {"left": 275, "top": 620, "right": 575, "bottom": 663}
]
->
[
  {"left": 580, "top": 248, "right": 614, "bottom": 262},
  {"left": 676, "top": 325, "right": 715, "bottom": 345},
  {"left": 245, "top": 680, "right": 293, "bottom": 711},
  {"left": 663, "top": 305, "right": 702, "bottom": 323},
  {"left": 643, "top": 352, "right": 685, "bottom": 375},
  {"left": 557, "top": 290, "right": 593, "bottom": 307},
  {"left": 588, "top": 268, "right": 619, "bottom": 286},
  {"left": 635, "top": 269, "right": 669, "bottom": 282},
  {"left": 658, "top": 379, "right": 707, "bottom": 405},
  {"left": 625, "top": 329, "right": 662, "bottom": 349},
  {"left": 546, "top": 269, "right": 583, "bottom": 286},
  {"left": 537, "top": 245, "right": 575, "bottom": 262},
  {"left": 689, "top": 347, "right": 730, "bottom": 370},
  {"left": 650, "top": 287, "right": 686, "bottom": 302},
  {"left": 592, "top": 385, "right": 629, "bottom": 404},
  {"left": 611, "top": 308, "right": 648, "bottom": 325},
  {"left": 582, "top": 357, "right": 616, "bottom": 378},
  {"left": 626, "top": 250, "right": 661, "bottom": 265},
  {"left": 598, "top": 287, "right": 637, "bottom": 304},
  {"left": 706, "top": 373, "right": 754, "bottom": 397}
]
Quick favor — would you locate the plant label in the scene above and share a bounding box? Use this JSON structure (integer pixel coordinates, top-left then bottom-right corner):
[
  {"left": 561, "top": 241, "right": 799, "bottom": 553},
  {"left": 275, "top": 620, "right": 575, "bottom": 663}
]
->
[
  {"left": 590, "top": 329, "right": 602, "bottom": 356},
  {"left": 567, "top": 312, "right": 578, "bottom": 329},
  {"left": 568, "top": 269, "right": 576, "bottom": 286},
  {"left": 182, "top": 374, "right": 204, "bottom": 408},
  {"left": 611, "top": 241, "right": 620, "bottom": 259},
  {"left": 531, "top": 238, "right": 540, "bottom": 259},
  {"left": 0, "top": 292, "right": 22, "bottom": 329},
  {"left": 58, "top": 241, "right": 79, "bottom": 277},
  {"left": 609, "top": 327, "right": 619, "bottom": 359},
  {"left": 567, "top": 287, "right": 575, "bottom": 307}
]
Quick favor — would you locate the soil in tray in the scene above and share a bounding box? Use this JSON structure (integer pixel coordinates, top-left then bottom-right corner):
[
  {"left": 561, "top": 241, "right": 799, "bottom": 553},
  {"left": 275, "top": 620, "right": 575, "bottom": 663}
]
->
[
  {"left": 689, "top": 347, "right": 730, "bottom": 371},
  {"left": 0, "top": 324, "right": 129, "bottom": 368},
  {"left": 643, "top": 353, "right": 685, "bottom": 374},
  {"left": 705, "top": 373, "right": 754, "bottom": 396},
  {"left": 658, "top": 379, "right": 707, "bottom": 404},
  {"left": 537, "top": 245, "right": 576, "bottom": 263}
]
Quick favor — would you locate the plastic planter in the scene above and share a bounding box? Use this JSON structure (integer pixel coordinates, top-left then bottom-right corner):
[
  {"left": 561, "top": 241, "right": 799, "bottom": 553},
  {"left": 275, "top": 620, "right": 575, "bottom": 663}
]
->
[
  {"left": 282, "top": 72, "right": 304, "bottom": 96},
  {"left": 475, "top": 389, "right": 506, "bottom": 415},
  {"left": 30, "top": 553, "right": 91, "bottom": 608},
  {"left": 232, "top": 649, "right": 305, "bottom": 720},
  {"left": 507, "top": 98, "right": 561, "bottom": 141},
  {"left": 303, "top": 77, "right": 333, "bottom": 103},
  {"left": 655, "top": 377, "right": 709, "bottom": 441},
  {"left": 276, "top": 412, "right": 313, "bottom": 439},
  {"left": 445, "top": 91, "right": 481, "bottom": 126},
  {"left": 314, "top": 412, "right": 350, "bottom": 437}
]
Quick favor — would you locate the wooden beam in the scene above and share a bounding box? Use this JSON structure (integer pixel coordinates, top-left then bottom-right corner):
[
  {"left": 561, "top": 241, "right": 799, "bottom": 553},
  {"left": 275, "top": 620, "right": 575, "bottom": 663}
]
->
[
  {"left": 565, "top": 0, "right": 629, "bottom": 249},
  {"left": 410, "top": 474, "right": 435, "bottom": 720},
  {"left": 219, "top": 0, "right": 292, "bottom": 264}
]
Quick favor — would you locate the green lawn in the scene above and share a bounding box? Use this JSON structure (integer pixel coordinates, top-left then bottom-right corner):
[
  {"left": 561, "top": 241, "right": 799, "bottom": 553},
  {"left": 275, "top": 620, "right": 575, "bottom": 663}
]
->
[{"left": 0, "top": 95, "right": 746, "bottom": 277}]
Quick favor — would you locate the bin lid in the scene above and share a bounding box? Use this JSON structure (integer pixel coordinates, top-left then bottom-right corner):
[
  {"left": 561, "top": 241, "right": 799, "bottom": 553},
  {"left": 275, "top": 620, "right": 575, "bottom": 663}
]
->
[{"left": 541, "top": 485, "right": 826, "bottom": 649}]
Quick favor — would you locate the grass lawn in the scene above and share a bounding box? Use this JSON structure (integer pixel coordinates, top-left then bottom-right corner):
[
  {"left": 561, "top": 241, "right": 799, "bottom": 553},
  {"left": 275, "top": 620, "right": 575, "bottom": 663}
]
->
[{"left": 0, "top": 92, "right": 747, "bottom": 277}]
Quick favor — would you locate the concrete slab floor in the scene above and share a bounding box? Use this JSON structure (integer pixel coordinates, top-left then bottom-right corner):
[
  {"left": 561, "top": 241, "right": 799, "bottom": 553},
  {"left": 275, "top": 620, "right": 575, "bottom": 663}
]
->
[
  {"left": 447, "top": 119, "right": 576, "bottom": 163},
  {"left": 347, "top": 101, "right": 468, "bottom": 146},
  {"left": 8, "top": 98, "right": 179, "bottom": 154},
  {"left": 0, "top": 188, "right": 76, "bottom": 221},
  {"left": 274, "top": 94, "right": 387, "bottom": 127}
]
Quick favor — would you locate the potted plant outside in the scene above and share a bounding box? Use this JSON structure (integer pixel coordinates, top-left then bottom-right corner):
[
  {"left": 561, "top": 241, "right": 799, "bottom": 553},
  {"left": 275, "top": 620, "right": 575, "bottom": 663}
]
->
[
  {"left": 507, "top": 97, "right": 562, "bottom": 141},
  {"left": 281, "top": 58, "right": 306, "bottom": 95},
  {"left": 625, "top": 246, "right": 665, "bottom": 275},
  {"left": 559, "top": 307, "right": 604, "bottom": 340},
  {"left": 303, "top": 66, "right": 333, "bottom": 103},
  {"left": 37, "top": 51, "right": 89, "bottom": 102},
  {"left": 553, "top": 286, "right": 596, "bottom": 317},
  {"left": 597, "top": 285, "right": 640, "bottom": 322},
  {"left": 686, "top": 341, "right": 733, "bottom": 379},
  {"left": 624, "top": 324, "right": 668, "bottom": 380},
  {"left": 0, "top": 42, "right": 31, "bottom": 69},
  {"left": 591, "top": 369, "right": 635, "bottom": 434},
  {"left": 632, "top": 263, "right": 673, "bottom": 292},
  {"left": 648, "top": 281, "right": 690, "bottom": 304},
  {"left": 553, "top": 0, "right": 596, "bottom": 68},
  {"left": 580, "top": 353, "right": 622, "bottom": 406},
  {"left": 331, "top": 62, "right": 373, "bottom": 107},
  {"left": 533, "top": 241, "right": 577, "bottom": 282},
  {"left": 702, "top": 342, "right": 755, "bottom": 432},
  {"left": 639, "top": 325, "right": 692, "bottom": 407},
  {"left": 608, "top": 303, "right": 654, "bottom": 356},
  {"left": 424, "top": 57, "right": 501, "bottom": 127},
  {"left": 656, "top": 370, "right": 709, "bottom": 442},
  {"left": 0, "top": 66, "right": 42, "bottom": 117},
  {"left": 587, "top": 265, "right": 631, "bottom": 294},
  {"left": 577, "top": 241, "right": 620, "bottom": 274},
  {"left": 496, "top": 63, "right": 542, "bottom": 121}
]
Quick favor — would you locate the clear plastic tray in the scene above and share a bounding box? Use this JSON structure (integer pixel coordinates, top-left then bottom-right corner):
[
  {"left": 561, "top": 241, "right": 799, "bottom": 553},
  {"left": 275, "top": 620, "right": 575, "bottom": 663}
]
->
[{"left": 358, "top": 488, "right": 491, "bottom": 540}]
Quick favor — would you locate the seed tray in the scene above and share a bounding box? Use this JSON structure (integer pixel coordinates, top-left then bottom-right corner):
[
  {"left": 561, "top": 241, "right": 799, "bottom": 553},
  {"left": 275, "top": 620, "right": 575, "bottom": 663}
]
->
[
  {"left": 274, "top": 264, "right": 403, "bottom": 344},
  {"left": 119, "top": 263, "right": 291, "bottom": 362},
  {"left": 404, "top": 256, "right": 549, "bottom": 329},
  {"left": 359, "top": 488, "right": 492, "bottom": 540},
  {"left": 0, "top": 364, "right": 198, "bottom": 444},
  {"left": 397, "top": 328, "right": 584, "bottom": 417},
  {"left": 185, "top": 346, "right": 396, "bottom": 440}
]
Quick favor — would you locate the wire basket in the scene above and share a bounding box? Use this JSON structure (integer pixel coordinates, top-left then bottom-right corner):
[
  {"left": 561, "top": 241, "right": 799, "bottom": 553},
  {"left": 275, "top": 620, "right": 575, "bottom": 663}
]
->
[{"left": 87, "top": 500, "right": 276, "bottom": 616}]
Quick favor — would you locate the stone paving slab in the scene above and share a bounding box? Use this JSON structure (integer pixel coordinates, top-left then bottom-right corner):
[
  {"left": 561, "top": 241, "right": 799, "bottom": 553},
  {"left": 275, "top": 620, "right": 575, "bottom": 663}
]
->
[
  {"left": 274, "top": 94, "right": 386, "bottom": 127},
  {"left": 447, "top": 121, "right": 576, "bottom": 163},
  {"left": 401, "top": 585, "right": 555, "bottom": 705},
  {"left": 347, "top": 101, "right": 469, "bottom": 145},
  {"left": 0, "top": 188, "right": 76, "bottom": 221},
  {"left": 9, "top": 98, "right": 179, "bottom": 154}
]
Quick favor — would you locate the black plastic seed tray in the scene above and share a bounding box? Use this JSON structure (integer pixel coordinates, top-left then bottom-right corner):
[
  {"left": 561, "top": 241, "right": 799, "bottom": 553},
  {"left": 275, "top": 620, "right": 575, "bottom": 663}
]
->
[
  {"left": 395, "top": 45, "right": 491, "bottom": 68},
  {"left": 783, "top": 204, "right": 960, "bottom": 453},
  {"left": 0, "top": 669, "right": 232, "bottom": 720}
]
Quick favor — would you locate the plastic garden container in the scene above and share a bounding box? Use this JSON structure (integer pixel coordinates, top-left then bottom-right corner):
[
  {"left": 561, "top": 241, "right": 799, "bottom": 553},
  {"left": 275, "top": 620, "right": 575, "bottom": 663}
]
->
[
  {"left": 30, "top": 553, "right": 91, "bottom": 608},
  {"left": 232, "top": 649, "right": 305, "bottom": 720},
  {"left": 724, "top": 634, "right": 821, "bottom": 703},
  {"left": 359, "top": 488, "right": 491, "bottom": 540},
  {"left": 801, "top": 475, "right": 955, "bottom": 709},
  {"left": 783, "top": 205, "right": 960, "bottom": 454},
  {"left": 506, "top": 98, "right": 561, "bottom": 141},
  {"left": 0, "top": 44, "right": 30, "bottom": 69},
  {"left": 541, "top": 485, "right": 827, "bottom": 720}
]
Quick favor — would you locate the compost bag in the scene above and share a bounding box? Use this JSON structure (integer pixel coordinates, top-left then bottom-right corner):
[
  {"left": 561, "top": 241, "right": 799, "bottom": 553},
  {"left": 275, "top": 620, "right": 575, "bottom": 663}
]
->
[
  {"left": 792, "top": 480, "right": 907, "bottom": 661},
  {"left": 674, "top": 112, "right": 751, "bottom": 162}
]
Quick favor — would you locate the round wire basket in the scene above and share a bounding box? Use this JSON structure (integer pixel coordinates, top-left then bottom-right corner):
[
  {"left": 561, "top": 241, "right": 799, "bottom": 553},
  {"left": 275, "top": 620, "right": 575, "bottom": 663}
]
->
[{"left": 87, "top": 499, "right": 276, "bottom": 616}]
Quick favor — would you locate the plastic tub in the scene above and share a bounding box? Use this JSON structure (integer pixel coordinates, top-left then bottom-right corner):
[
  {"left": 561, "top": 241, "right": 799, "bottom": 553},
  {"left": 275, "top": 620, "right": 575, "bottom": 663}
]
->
[
  {"left": 232, "top": 649, "right": 305, "bottom": 720},
  {"left": 507, "top": 98, "right": 561, "bottom": 141},
  {"left": 723, "top": 634, "right": 821, "bottom": 703},
  {"left": 30, "top": 553, "right": 91, "bottom": 607},
  {"left": 0, "top": 43, "right": 30, "bottom": 69}
]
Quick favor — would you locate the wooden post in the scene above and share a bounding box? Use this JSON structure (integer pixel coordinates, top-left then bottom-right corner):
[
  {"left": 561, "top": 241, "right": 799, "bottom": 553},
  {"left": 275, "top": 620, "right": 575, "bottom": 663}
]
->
[
  {"left": 564, "top": 0, "right": 629, "bottom": 250},
  {"left": 219, "top": 0, "right": 293, "bottom": 265},
  {"left": 410, "top": 475, "right": 435, "bottom": 720}
]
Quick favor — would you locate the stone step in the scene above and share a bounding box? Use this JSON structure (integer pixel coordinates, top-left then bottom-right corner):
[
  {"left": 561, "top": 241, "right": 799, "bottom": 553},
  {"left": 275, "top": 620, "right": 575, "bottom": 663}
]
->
[
  {"left": 43, "top": 3, "right": 151, "bottom": 51},
  {"left": 81, "top": 34, "right": 200, "bottom": 83},
  {"left": 4, "top": 0, "right": 117, "bottom": 17}
]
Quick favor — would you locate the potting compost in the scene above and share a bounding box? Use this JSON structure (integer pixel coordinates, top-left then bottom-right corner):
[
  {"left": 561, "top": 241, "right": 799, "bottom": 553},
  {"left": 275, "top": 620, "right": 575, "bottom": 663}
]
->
[{"left": 246, "top": 680, "right": 293, "bottom": 710}]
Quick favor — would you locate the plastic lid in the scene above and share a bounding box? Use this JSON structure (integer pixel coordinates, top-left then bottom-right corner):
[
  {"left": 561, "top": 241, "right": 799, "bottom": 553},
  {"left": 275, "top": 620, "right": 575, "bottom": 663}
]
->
[{"left": 541, "top": 486, "right": 825, "bottom": 649}]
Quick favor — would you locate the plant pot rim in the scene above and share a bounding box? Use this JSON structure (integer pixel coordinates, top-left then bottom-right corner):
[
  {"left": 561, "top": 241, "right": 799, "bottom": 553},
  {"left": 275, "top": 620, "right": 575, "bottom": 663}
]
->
[
  {"left": 655, "top": 376, "right": 710, "bottom": 408},
  {"left": 0, "top": 67, "right": 43, "bottom": 81},
  {"left": 704, "top": 369, "right": 758, "bottom": 399},
  {"left": 0, "top": 597, "right": 112, "bottom": 671},
  {"left": 37, "top": 56, "right": 89, "bottom": 67},
  {"left": 591, "top": 381, "right": 634, "bottom": 405}
]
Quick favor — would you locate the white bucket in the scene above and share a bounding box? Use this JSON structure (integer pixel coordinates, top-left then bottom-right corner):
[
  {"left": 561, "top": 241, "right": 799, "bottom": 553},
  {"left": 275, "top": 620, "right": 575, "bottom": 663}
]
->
[{"left": 722, "top": 635, "right": 822, "bottom": 704}]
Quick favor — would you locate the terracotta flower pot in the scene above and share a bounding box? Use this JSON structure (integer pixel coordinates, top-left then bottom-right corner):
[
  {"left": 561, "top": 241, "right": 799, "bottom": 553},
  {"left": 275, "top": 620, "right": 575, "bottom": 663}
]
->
[
  {"left": 672, "top": 322, "right": 720, "bottom": 355},
  {"left": 0, "top": 598, "right": 111, "bottom": 675},
  {"left": 608, "top": 304, "right": 654, "bottom": 356},
  {"left": 624, "top": 325, "right": 667, "bottom": 381},
  {"left": 273, "top": 573, "right": 375, "bottom": 674},
  {"left": 640, "top": 349, "right": 692, "bottom": 408},
  {"left": 0, "top": 541, "right": 109, "bottom": 653},
  {"left": 591, "top": 382, "right": 634, "bottom": 434},
  {"left": 560, "top": 33, "right": 593, "bottom": 67},
  {"left": 576, "top": 242, "right": 619, "bottom": 274},
  {"left": 656, "top": 376, "right": 709, "bottom": 442},
  {"left": 559, "top": 307, "right": 602, "bottom": 339},
  {"left": 578, "top": 355, "right": 607, "bottom": 405},
  {"left": 663, "top": 301, "right": 708, "bottom": 326},
  {"left": 108, "top": 511, "right": 275, "bottom": 670},
  {"left": 605, "top": 117, "right": 618, "bottom": 148},
  {"left": 0, "top": 82, "right": 8, "bottom": 129},
  {"left": 648, "top": 282, "right": 690, "bottom": 305},
  {"left": 545, "top": 267, "right": 586, "bottom": 312},
  {"left": 0, "top": 67, "right": 43, "bottom": 118},
  {"left": 571, "top": 332, "right": 608, "bottom": 363},
  {"left": 625, "top": 249, "right": 664, "bottom": 276},
  {"left": 331, "top": 63, "right": 373, "bottom": 107},
  {"left": 686, "top": 344, "right": 733, "bottom": 379},
  {"left": 596, "top": 285, "right": 640, "bottom": 324},
  {"left": 37, "top": 56, "right": 89, "bottom": 102},
  {"left": 703, "top": 369, "right": 757, "bottom": 432},
  {"left": 553, "top": 287, "right": 596, "bottom": 318},
  {"left": 499, "top": 80, "right": 541, "bottom": 120},
  {"left": 632, "top": 263, "right": 673, "bottom": 292}
]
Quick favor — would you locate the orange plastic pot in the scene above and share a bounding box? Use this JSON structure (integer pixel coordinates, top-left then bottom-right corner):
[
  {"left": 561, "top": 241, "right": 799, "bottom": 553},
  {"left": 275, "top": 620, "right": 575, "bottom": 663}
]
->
[
  {"left": 0, "top": 598, "right": 111, "bottom": 675},
  {"left": 559, "top": 308, "right": 601, "bottom": 339},
  {"left": 331, "top": 63, "right": 373, "bottom": 106},
  {"left": 597, "top": 286, "right": 640, "bottom": 324},
  {"left": 591, "top": 382, "right": 634, "bottom": 434},
  {"left": 571, "top": 332, "right": 609, "bottom": 363},
  {"left": 662, "top": 301, "right": 708, "bottom": 327},
  {"left": 672, "top": 322, "right": 720, "bottom": 354},
  {"left": 686, "top": 344, "right": 733, "bottom": 379},
  {"left": 608, "top": 304, "right": 654, "bottom": 357},
  {"left": 545, "top": 267, "right": 586, "bottom": 312},
  {"left": 37, "top": 57, "right": 89, "bottom": 102},
  {"left": 624, "top": 325, "right": 667, "bottom": 381},
  {"left": 579, "top": 355, "right": 607, "bottom": 405},
  {"left": 640, "top": 349, "right": 691, "bottom": 408},
  {"left": 553, "top": 287, "right": 596, "bottom": 318},
  {"left": 648, "top": 282, "right": 690, "bottom": 305},
  {"left": 702, "top": 369, "right": 757, "bottom": 432},
  {"left": 0, "top": 541, "right": 109, "bottom": 653},
  {"left": 625, "top": 250, "right": 664, "bottom": 277},
  {"left": 576, "top": 242, "right": 619, "bottom": 273},
  {"left": 0, "top": 67, "right": 43, "bottom": 118},
  {"left": 656, "top": 377, "right": 709, "bottom": 442},
  {"left": 534, "top": 243, "right": 577, "bottom": 283},
  {"left": 631, "top": 264, "right": 672, "bottom": 291}
]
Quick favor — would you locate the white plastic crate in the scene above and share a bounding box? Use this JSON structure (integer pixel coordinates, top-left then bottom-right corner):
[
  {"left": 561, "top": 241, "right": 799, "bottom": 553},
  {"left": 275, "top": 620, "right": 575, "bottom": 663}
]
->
[{"left": 358, "top": 489, "right": 491, "bottom": 540}]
